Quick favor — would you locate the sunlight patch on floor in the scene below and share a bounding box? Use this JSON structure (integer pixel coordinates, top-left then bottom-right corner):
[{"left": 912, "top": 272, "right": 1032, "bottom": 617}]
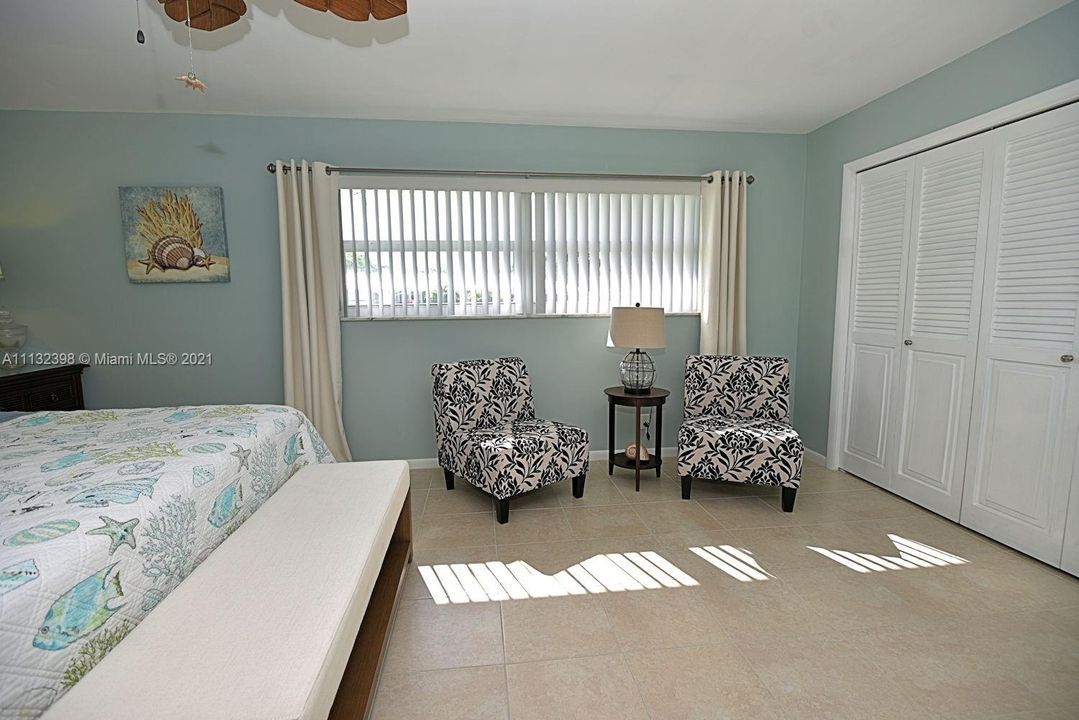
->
[
  {"left": 807, "top": 534, "right": 968, "bottom": 573},
  {"left": 418, "top": 551, "right": 699, "bottom": 605},
  {"left": 689, "top": 545, "right": 774, "bottom": 582}
]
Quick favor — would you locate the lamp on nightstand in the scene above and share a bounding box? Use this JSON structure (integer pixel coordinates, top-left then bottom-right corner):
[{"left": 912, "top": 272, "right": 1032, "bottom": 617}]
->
[{"left": 607, "top": 304, "right": 666, "bottom": 394}]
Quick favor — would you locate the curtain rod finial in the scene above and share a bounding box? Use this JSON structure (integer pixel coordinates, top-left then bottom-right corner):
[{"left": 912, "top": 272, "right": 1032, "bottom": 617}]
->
[{"left": 267, "top": 163, "right": 276, "bottom": 174}]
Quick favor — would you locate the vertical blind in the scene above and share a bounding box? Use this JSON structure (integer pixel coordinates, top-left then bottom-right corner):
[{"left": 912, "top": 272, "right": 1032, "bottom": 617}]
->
[{"left": 339, "top": 184, "right": 701, "bottom": 318}]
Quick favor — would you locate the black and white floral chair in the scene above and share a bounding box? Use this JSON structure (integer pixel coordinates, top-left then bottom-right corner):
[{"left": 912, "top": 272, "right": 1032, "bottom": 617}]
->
[
  {"left": 431, "top": 356, "right": 590, "bottom": 523},
  {"left": 677, "top": 355, "right": 803, "bottom": 511}
]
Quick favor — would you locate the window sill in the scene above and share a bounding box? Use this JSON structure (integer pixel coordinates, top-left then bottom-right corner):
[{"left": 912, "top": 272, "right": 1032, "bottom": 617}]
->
[{"left": 340, "top": 312, "right": 702, "bottom": 323}]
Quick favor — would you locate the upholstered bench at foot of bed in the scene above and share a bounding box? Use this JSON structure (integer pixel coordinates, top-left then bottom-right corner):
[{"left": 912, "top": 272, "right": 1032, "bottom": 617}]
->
[
  {"left": 45, "top": 461, "right": 411, "bottom": 720},
  {"left": 677, "top": 415, "right": 803, "bottom": 511},
  {"left": 442, "top": 419, "right": 590, "bottom": 523}
]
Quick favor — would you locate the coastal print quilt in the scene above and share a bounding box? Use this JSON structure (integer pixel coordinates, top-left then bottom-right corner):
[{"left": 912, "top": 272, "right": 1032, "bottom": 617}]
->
[{"left": 0, "top": 405, "right": 333, "bottom": 718}]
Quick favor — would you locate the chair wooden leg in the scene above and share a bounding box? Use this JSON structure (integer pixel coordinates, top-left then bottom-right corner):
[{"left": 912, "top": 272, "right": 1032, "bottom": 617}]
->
[
  {"left": 443, "top": 469, "right": 454, "bottom": 491},
  {"left": 781, "top": 486, "right": 797, "bottom": 512},
  {"left": 572, "top": 473, "right": 586, "bottom": 499},
  {"left": 681, "top": 476, "right": 692, "bottom": 500},
  {"left": 496, "top": 498, "right": 510, "bottom": 524}
]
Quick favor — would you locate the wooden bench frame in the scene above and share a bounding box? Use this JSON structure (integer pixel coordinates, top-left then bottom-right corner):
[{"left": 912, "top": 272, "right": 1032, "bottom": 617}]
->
[{"left": 328, "top": 490, "right": 412, "bottom": 720}]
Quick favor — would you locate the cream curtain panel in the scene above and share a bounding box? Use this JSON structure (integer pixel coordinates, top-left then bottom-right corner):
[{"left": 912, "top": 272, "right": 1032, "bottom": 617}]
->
[
  {"left": 275, "top": 160, "right": 352, "bottom": 461},
  {"left": 699, "top": 170, "right": 748, "bottom": 355}
]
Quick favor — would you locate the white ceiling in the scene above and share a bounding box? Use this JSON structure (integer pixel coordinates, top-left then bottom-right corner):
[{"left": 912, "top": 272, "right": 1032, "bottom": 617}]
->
[{"left": 0, "top": 0, "right": 1068, "bottom": 133}]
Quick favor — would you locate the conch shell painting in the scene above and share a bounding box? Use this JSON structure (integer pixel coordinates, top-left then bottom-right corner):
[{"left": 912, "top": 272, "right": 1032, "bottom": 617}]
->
[{"left": 120, "top": 187, "right": 230, "bottom": 283}]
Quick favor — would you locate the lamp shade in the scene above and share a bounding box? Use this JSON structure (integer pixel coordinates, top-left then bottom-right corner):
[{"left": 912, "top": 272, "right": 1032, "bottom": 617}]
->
[{"left": 607, "top": 306, "right": 666, "bottom": 349}]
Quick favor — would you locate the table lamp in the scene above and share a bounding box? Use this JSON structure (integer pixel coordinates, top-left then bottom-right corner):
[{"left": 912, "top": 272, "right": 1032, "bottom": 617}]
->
[{"left": 608, "top": 304, "right": 666, "bottom": 394}]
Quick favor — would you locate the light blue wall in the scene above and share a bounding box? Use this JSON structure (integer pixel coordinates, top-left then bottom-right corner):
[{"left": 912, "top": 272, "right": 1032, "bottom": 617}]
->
[
  {"left": 792, "top": 0, "right": 1079, "bottom": 454},
  {"left": 342, "top": 316, "right": 700, "bottom": 460},
  {"left": 0, "top": 111, "right": 806, "bottom": 459}
]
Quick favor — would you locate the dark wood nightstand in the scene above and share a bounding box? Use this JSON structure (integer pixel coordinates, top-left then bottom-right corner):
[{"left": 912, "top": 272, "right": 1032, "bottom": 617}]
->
[
  {"left": 0, "top": 364, "right": 88, "bottom": 411},
  {"left": 605, "top": 386, "right": 670, "bottom": 492}
]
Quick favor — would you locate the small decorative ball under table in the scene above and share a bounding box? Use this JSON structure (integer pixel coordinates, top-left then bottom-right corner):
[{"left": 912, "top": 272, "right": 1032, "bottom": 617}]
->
[{"left": 604, "top": 386, "right": 670, "bottom": 492}]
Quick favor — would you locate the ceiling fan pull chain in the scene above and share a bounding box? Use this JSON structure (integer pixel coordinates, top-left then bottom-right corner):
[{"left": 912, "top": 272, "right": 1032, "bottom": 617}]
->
[
  {"left": 173, "top": 0, "right": 208, "bottom": 91},
  {"left": 186, "top": 0, "right": 195, "bottom": 75},
  {"left": 135, "top": 0, "right": 145, "bottom": 44}
]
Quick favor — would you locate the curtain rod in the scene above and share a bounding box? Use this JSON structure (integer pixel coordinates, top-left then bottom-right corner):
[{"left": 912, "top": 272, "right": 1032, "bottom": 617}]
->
[{"left": 265, "top": 164, "right": 753, "bottom": 184}]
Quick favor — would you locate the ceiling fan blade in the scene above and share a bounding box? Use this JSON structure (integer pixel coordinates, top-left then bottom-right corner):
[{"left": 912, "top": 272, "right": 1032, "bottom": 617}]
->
[
  {"left": 292, "top": 0, "right": 329, "bottom": 12},
  {"left": 292, "top": 0, "right": 367, "bottom": 21},
  {"left": 161, "top": 0, "right": 203, "bottom": 23},
  {"left": 328, "top": 0, "right": 372, "bottom": 21},
  {"left": 370, "top": 0, "right": 406, "bottom": 20},
  {"left": 159, "top": 0, "right": 246, "bottom": 31},
  {"left": 292, "top": 0, "right": 404, "bottom": 21}
]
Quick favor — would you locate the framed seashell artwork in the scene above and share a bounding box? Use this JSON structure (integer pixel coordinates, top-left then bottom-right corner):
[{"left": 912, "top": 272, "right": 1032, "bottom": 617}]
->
[{"left": 119, "top": 186, "right": 230, "bottom": 283}]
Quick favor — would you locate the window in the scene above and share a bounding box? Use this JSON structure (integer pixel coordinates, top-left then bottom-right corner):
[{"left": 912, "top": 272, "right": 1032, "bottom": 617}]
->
[{"left": 339, "top": 177, "right": 701, "bottom": 318}]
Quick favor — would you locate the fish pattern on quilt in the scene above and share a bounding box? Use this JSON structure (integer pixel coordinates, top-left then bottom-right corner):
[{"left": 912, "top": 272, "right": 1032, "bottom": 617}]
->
[{"left": 0, "top": 405, "right": 333, "bottom": 718}]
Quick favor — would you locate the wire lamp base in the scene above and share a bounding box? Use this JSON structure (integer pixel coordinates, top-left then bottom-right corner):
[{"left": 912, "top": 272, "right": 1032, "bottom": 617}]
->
[{"left": 620, "top": 349, "right": 655, "bottom": 394}]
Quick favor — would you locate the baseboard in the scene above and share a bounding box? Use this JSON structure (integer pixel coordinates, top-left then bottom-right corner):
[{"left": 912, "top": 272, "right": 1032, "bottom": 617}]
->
[
  {"left": 407, "top": 446, "right": 677, "bottom": 471},
  {"left": 412, "top": 446, "right": 822, "bottom": 471}
]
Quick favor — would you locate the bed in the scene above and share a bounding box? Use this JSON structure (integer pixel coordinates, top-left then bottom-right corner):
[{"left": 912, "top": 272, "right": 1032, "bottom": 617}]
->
[{"left": 0, "top": 405, "right": 333, "bottom": 719}]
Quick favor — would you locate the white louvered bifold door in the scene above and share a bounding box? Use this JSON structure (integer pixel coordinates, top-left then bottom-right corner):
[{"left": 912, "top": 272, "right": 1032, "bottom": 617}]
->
[
  {"left": 890, "top": 134, "right": 996, "bottom": 520},
  {"left": 961, "top": 103, "right": 1079, "bottom": 565},
  {"left": 840, "top": 158, "right": 916, "bottom": 486}
]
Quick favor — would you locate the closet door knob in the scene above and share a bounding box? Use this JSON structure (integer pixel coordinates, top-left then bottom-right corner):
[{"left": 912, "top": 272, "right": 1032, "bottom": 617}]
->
[
  {"left": 903, "top": 339, "right": 913, "bottom": 346},
  {"left": 1063, "top": 354, "right": 1075, "bottom": 363}
]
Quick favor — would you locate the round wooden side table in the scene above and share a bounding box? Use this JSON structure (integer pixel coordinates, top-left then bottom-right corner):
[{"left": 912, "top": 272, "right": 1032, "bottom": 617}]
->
[{"left": 604, "top": 386, "right": 670, "bottom": 492}]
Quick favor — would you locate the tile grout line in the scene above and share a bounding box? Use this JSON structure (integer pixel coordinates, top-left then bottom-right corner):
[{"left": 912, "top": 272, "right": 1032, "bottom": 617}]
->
[
  {"left": 499, "top": 599, "right": 512, "bottom": 720},
  {"left": 614, "top": 650, "right": 656, "bottom": 720},
  {"left": 420, "top": 509, "right": 1011, "bottom": 551},
  {"left": 416, "top": 468, "right": 1036, "bottom": 558},
  {"left": 417, "top": 485, "right": 430, "bottom": 521},
  {"left": 731, "top": 635, "right": 794, "bottom": 717}
]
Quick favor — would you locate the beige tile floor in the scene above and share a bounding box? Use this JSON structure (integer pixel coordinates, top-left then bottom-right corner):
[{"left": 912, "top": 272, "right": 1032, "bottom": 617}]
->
[{"left": 372, "top": 458, "right": 1079, "bottom": 720}]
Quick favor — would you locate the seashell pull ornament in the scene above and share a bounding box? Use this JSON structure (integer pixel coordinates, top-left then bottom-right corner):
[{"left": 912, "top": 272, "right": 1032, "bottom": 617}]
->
[
  {"left": 175, "top": 0, "right": 207, "bottom": 92},
  {"left": 176, "top": 72, "right": 207, "bottom": 92}
]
